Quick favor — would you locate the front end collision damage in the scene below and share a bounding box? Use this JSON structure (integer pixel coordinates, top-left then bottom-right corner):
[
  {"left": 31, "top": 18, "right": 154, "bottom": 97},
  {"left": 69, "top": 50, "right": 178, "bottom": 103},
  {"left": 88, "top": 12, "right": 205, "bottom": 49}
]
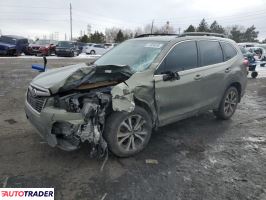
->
[{"left": 26, "top": 64, "right": 156, "bottom": 156}]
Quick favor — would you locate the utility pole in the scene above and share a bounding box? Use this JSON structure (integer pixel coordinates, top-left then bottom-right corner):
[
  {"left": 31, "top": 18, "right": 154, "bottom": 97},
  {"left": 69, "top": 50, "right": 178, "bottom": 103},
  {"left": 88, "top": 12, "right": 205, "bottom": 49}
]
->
[
  {"left": 151, "top": 20, "right": 154, "bottom": 34},
  {"left": 178, "top": 27, "right": 181, "bottom": 35},
  {"left": 70, "top": 3, "right": 72, "bottom": 41}
]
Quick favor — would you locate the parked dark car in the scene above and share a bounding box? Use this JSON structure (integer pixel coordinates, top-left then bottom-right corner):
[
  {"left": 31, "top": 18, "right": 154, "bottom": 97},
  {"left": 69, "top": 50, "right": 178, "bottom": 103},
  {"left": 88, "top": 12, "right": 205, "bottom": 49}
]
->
[
  {"left": 55, "top": 41, "right": 79, "bottom": 57},
  {"left": 0, "top": 35, "right": 29, "bottom": 56},
  {"left": 27, "top": 39, "right": 58, "bottom": 56}
]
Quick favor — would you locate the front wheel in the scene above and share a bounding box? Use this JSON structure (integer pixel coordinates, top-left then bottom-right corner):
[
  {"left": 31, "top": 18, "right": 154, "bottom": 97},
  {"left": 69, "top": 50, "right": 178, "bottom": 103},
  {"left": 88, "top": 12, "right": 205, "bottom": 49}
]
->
[
  {"left": 213, "top": 86, "right": 239, "bottom": 120},
  {"left": 104, "top": 106, "right": 152, "bottom": 157}
]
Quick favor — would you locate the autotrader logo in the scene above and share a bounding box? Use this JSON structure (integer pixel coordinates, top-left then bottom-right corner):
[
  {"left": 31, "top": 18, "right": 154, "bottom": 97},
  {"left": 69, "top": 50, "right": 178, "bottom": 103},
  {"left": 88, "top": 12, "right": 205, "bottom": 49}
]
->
[{"left": 0, "top": 188, "right": 54, "bottom": 199}]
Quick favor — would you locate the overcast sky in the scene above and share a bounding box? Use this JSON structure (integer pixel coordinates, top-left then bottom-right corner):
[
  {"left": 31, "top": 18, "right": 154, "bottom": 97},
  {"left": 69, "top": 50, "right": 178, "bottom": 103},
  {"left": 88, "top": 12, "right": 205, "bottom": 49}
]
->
[{"left": 0, "top": 0, "right": 266, "bottom": 40}]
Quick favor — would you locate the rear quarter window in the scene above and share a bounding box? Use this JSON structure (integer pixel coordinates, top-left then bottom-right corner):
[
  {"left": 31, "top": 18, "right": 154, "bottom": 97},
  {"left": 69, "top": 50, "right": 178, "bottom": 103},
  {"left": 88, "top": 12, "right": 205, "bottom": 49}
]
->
[
  {"left": 198, "top": 40, "right": 223, "bottom": 66},
  {"left": 221, "top": 42, "right": 237, "bottom": 61}
]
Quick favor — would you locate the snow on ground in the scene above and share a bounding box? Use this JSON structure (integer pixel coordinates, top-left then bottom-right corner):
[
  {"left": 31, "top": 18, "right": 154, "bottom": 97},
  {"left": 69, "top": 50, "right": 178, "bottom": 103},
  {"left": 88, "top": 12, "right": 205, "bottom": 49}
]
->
[{"left": 255, "top": 61, "right": 266, "bottom": 78}]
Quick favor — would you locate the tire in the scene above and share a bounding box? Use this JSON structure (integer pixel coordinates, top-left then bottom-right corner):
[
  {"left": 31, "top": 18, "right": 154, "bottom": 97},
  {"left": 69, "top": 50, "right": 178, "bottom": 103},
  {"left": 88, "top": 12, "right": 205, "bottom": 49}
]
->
[
  {"left": 251, "top": 71, "right": 258, "bottom": 78},
  {"left": 104, "top": 106, "right": 152, "bottom": 157},
  {"left": 90, "top": 50, "right": 96, "bottom": 55},
  {"left": 213, "top": 86, "right": 239, "bottom": 120},
  {"left": 71, "top": 51, "right": 74, "bottom": 57}
]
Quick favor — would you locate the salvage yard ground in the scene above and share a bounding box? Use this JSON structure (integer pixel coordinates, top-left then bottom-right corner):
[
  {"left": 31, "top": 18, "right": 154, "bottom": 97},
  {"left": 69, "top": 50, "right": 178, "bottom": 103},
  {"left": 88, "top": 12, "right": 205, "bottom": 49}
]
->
[{"left": 0, "top": 57, "right": 266, "bottom": 200}]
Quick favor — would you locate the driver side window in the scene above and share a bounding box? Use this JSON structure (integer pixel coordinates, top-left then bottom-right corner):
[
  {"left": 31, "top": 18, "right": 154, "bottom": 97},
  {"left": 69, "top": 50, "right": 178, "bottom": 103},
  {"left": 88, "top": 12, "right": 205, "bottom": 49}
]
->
[{"left": 156, "top": 41, "right": 198, "bottom": 74}]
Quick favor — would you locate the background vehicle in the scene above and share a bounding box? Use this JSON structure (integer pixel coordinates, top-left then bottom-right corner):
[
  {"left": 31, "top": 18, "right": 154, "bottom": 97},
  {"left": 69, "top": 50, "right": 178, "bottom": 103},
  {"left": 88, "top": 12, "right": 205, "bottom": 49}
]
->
[
  {"left": 0, "top": 35, "right": 29, "bottom": 56},
  {"left": 25, "top": 33, "right": 247, "bottom": 157},
  {"left": 82, "top": 43, "right": 94, "bottom": 53},
  {"left": 237, "top": 42, "right": 259, "bottom": 48},
  {"left": 247, "top": 47, "right": 266, "bottom": 61},
  {"left": 75, "top": 42, "right": 87, "bottom": 54},
  {"left": 55, "top": 41, "right": 79, "bottom": 57},
  {"left": 104, "top": 43, "right": 117, "bottom": 48},
  {"left": 27, "top": 39, "right": 58, "bottom": 56},
  {"left": 239, "top": 46, "right": 258, "bottom": 78},
  {"left": 84, "top": 43, "right": 109, "bottom": 55}
]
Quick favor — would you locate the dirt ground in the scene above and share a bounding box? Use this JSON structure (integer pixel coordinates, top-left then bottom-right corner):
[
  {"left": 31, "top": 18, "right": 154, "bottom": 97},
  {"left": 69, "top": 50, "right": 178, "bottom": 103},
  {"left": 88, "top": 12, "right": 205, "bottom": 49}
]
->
[{"left": 0, "top": 57, "right": 266, "bottom": 200}]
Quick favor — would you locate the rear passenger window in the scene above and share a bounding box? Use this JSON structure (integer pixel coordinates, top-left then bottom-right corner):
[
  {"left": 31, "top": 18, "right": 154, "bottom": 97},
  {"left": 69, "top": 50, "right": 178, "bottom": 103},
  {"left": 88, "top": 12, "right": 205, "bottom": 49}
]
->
[
  {"left": 158, "top": 41, "right": 198, "bottom": 73},
  {"left": 198, "top": 40, "right": 223, "bottom": 66},
  {"left": 221, "top": 42, "right": 237, "bottom": 61}
]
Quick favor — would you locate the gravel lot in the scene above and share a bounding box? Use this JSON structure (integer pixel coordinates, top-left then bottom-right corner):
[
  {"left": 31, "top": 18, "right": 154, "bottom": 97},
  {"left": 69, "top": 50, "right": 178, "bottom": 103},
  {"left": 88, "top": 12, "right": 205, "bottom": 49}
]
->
[{"left": 0, "top": 57, "right": 266, "bottom": 200}]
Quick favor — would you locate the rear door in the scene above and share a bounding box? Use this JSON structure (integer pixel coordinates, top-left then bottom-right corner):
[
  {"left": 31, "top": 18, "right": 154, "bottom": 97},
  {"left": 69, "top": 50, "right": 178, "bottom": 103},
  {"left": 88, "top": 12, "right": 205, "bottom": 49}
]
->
[
  {"left": 195, "top": 40, "right": 226, "bottom": 107},
  {"left": 154, "top": 40, "right": 206, "bottom": 126}
]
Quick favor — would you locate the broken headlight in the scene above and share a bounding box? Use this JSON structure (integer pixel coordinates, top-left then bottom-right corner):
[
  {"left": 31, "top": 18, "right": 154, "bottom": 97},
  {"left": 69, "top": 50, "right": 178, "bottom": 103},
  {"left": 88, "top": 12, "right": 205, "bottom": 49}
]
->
[{"left": 54, "top": 93, "right": 81, "bottom": 112}]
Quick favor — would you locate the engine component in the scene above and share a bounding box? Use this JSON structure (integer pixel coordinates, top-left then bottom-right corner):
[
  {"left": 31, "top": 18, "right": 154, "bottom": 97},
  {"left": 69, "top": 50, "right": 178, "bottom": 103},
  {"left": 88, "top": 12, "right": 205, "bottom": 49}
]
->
[{"left": 53, "top": 89, "right": 112, "bottom": 157}]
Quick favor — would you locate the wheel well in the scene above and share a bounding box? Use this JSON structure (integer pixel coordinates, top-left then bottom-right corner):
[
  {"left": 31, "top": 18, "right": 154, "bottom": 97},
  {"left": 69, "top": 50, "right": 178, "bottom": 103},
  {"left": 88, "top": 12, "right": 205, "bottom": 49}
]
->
[
  {"left": 134, "top": 98, "right": 155, "bottom": 126},
  {"left": 229, "top": 82, "right": 241, "bottom": 102}
]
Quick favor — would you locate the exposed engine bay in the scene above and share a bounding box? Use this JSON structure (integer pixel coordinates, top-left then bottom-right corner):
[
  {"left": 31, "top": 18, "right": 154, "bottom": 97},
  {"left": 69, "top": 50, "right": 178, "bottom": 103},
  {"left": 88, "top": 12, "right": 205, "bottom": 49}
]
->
[{"left": 51, "top": 87, "right": 113, "bottom": 157}]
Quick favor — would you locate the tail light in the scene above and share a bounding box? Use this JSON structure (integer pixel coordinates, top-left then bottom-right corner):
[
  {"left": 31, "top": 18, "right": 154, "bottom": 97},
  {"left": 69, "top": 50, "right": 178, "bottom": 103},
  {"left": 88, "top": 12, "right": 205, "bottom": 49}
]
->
[{"left": 243, "top": 58, "right": 249, "bottom": 73}]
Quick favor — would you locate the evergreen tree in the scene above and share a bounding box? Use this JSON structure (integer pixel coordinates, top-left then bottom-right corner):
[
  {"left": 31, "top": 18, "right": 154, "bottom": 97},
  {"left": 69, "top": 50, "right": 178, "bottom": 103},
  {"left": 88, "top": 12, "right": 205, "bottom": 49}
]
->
[
  {"left": 197, "top": 18, "right": 209, "bottom": 32},
  {"left": 243, "top": 25, "right": 259, "bottom": 42},
  {"left": 77, "top": 35, "right": 89, "bottom": 43},
  {"left": 229, "top": 26, "right": 243, "bottom": 43},
  {"left": 89, "top": 31, "right": 105, "bottom": 43},
  {"left": 184, "top": 25, "right": 196, "bottom": 32},
  {"left": 115, "top": 30, "right": 125, "bottom": 43},
  {"left": 210, "top": 21, "right": 225, "bottom": 34}
]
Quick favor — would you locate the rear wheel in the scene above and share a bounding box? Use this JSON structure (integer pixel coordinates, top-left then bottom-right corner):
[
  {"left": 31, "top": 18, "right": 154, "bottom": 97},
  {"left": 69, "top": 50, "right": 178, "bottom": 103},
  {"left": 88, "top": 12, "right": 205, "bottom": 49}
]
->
[
  {"left": 90, "top": 50, "right": 96, "bottom": 55},
  {"left": 214, "top": 86, "right": 239, "bottom": 120},
  {"left": 251, "top": 71, "right": 258, "bottom": 78},
  {"left": 104, "top": 106, "right": 152, "bottom": 157}
]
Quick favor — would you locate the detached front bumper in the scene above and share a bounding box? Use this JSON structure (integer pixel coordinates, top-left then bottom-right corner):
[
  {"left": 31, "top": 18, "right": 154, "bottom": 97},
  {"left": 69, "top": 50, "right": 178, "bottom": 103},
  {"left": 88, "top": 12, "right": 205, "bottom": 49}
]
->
[{"left": 25, "top": 100, "right": 84, "bottom": 149}]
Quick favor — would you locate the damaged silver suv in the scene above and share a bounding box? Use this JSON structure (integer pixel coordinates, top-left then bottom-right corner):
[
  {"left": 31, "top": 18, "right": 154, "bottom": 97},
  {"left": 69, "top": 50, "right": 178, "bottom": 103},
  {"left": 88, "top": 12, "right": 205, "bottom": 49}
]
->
[{"left": 25, "top": 33, "right": 247, "bottom": 157}]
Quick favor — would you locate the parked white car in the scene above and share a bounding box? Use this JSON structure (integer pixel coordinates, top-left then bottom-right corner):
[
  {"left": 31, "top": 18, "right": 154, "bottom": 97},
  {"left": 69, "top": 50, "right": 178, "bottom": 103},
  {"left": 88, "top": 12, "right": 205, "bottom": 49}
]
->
[
  {"left": 82, "top": 43, "right": 94, "bottom": 53},
  {"left": 84, "top": 44, "right": 109, "bottom": 55}
]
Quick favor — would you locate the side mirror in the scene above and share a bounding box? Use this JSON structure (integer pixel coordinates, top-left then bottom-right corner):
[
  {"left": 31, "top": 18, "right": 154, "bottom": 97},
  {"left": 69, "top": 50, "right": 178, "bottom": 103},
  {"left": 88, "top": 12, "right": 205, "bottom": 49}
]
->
[{"left": 162, "top": 71, "right": 180, "bottom": 81}]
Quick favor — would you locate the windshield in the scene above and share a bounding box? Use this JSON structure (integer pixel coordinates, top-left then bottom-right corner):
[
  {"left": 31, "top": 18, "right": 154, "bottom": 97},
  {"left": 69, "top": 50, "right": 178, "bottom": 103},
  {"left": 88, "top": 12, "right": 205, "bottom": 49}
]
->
[
  {"left": 0, "top": 36, "right": 16, "bottom": 45},
  {"left": 58, "top": 41, "right": 75, "bottom": 47},
  {"left": 95, "top": 40, "right": 166, "bottom": 72},
  {"left": 34, "top": 40, "right": 50, "bottom": 45}
]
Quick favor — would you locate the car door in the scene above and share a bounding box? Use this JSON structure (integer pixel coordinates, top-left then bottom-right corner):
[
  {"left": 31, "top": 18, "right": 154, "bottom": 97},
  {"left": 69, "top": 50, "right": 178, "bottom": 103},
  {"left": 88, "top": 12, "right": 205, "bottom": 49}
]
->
[
  {"left": 195, "top": 40, "right": 227, "bottom": 107},
  {"left": 154, "top": 40, "right": 206, "bottom": 126}
]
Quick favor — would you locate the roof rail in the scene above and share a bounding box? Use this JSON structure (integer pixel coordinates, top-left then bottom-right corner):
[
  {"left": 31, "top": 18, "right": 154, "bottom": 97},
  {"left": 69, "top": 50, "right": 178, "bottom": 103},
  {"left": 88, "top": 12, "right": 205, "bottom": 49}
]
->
[
  {"left": 135, "top": 33, "right": 179, "bottom": 38},
  {"left": 179, "top": 32, "right": 226, "bottom": 38}
]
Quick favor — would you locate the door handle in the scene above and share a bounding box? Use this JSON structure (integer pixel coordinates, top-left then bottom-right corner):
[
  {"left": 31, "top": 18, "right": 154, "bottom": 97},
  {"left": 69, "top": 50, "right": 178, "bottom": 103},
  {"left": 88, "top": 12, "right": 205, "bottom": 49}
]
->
[
  {"left": 225, "top": 67, "right": 231, "bottom": 73},
  {"left": 194, "top": 74, "right": 201, "bottom": 80}
]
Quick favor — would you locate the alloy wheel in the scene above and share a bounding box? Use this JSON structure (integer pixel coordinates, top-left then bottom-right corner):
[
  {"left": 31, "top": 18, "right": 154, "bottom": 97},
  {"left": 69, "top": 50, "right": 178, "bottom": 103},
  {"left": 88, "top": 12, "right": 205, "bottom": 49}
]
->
[
  {"left": 224, "top": 89, "right": 238, "bottom": 116},
  {"left": 117, "top": 114, "right": 148, "bottom": 152}
]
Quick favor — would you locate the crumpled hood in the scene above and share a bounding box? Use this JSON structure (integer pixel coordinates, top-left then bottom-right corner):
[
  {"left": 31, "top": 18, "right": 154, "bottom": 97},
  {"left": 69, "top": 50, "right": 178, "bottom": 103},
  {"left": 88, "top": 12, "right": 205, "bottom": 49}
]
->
[
  {"left": 0, "top": 42, "right": 16, "bottom": 49},
  {"left": 31, "top": 63, "right": 93, "bottom": 94},
  {"left": 31, "top": 63, "right": 133, "bottom": 94}
]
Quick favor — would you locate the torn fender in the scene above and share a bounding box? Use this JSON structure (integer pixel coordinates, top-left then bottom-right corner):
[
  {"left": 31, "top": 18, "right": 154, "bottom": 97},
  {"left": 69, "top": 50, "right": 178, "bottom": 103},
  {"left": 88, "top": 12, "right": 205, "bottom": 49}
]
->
[{"left": 111, "top": 82, "right": 135, "bottom": 112}]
